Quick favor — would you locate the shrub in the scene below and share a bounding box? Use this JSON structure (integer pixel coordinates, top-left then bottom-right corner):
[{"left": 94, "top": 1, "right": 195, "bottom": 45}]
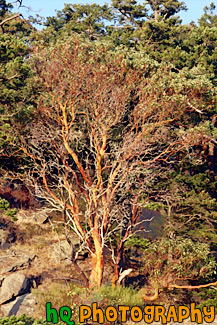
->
[
  {"left": 142, "top": 237, "right": 217, "bottom": 291},
  {"left": 0, "top": 314, "right": 62, "bottom": 325},
  {"left": 0, "top": 197, "right": 10, "bottom": 210},
  {"left": 0, "top": 196, "right": 17, "bottom": 221}
]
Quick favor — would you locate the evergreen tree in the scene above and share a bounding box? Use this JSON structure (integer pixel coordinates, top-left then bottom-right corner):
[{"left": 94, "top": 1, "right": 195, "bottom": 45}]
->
[
  {"left": 198, "top": 2, "right": 217, "bottom": 27},
  {"left": 0, "top": 0, "right": 12, "bottom": 18},
  {"left": 143, "top": 0, "right": 187, "bottom": 22},
  {"left": 45, "top": 3, "right": 113, "bottom": 40},
  {"left": 0, "top": 1, "right": 36, "bottom": 170}
]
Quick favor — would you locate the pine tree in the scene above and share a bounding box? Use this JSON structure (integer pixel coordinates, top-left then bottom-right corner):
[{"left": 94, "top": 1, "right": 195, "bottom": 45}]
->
[
  {"left": 0, "top": 1, "right": 35, "bottom": 170},
  {"left": 45, "top": 3, "right": 113, "bottom": 40}
]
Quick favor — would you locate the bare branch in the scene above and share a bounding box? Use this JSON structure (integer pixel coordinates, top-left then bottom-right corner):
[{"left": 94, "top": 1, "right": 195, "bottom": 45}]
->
[{"left": 169, "top": 281, "right": 217, "bottom": 290}]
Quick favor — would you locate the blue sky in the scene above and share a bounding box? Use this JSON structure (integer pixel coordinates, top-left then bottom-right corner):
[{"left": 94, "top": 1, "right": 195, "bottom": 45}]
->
[{"left": 14, "top": 0, "right": 214, "bottom": 25}]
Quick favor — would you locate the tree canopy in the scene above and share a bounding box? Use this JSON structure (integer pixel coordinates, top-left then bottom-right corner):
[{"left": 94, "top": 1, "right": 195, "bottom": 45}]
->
[{"left": 1, "top": 0, "right": 217, "bottom": 306}]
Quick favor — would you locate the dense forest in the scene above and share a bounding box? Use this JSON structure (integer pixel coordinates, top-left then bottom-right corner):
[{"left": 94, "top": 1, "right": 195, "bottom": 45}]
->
[{"left": 0, "top": 0, "right": 217, "bottom": 322}]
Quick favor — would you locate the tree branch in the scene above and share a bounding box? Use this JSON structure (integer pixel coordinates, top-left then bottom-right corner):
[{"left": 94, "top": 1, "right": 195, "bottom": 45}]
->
[
  {"left": 0, "top": 13, "right": 22, "bottom": 33},
  {"left": 169, "top": 280, "right": 217, "bottom": 290}
]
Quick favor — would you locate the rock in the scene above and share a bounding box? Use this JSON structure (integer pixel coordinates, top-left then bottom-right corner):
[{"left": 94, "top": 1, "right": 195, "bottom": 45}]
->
[
  {"left": 0, "top": 293, "right": 37, "bottom": 316},
  {"left": 0, "top": 229, "right": 15, "bottom": 249},
  {"left": 0, "top": 275, "right": 5, "bottom": 286},
  {"left": 0, "top": 254, "right": 36, "bottom": 274},
  {"left": 16, "top": 209, "right": 48, "bottom": 224},
  {"left": 50, "top": 239, "right": 88, "bottom": 264},
  {"left": 0, "top": 273, "right": 30, "bottom": 304},
  {"left": 50, "top": 240, "right": 72, "bottom": 265}
]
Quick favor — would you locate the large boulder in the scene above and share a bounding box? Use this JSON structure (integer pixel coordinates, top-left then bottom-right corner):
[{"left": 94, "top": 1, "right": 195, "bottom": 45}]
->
[
  {"left": 0, "top": 273, "right": 30, "bottom": 304},
  {"left": 0, "top": 293, "right": 36, "bottom": 316}
]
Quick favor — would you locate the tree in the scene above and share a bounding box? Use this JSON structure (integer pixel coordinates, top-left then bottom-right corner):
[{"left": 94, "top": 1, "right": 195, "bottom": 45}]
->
[
  {"left": 0, "top": 0, "right": 36, "bottom": 172},
  {"left": 110, "top": 0, "right": 187, "bottom": 48},
  {"left": 0, "top": 0, "right": 28, "bottom": 32},
  {"left": 44, "top": 3, "right": 113, "bottom": 39},
  {"left": 0, "top": 0, "right": 13, "bottom": 18},
  {"left": 198, "top": 2, "right": 217, "bottom": 28},
  {"left": 15, "top": 34, "right": 215, "bottom": 288},
  {"left": 143, "top": 0, "right": 187, "bottom": 22},
  {"left": 111, "top": 0, "right": 186, "bottom": 25}
]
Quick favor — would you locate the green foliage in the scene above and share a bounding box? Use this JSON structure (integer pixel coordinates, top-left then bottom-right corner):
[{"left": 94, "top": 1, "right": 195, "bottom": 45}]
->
[
  {"left": 0, "top": 197, "right": 17, "bottom": 220},
  {"left": 125, "top": 236, "right": 150, "bottom": 249},
  {"left": 198, "top": 2, "right": 217, "bottom": 27},
  {"left": 146, "top": 202, "right": 165, "bottom": 211},
  {"left": 5, "top": 208, "right": 17, "bottom": 216},
  {"left": 143, "top": 0, "right": 187, "bottom": 21},
  {"left": 0, "top": 197, "right": 10, "bottom": 210},
  {"left": 45, "top": 3, "right": 113, "bottom": 38},
  {"left": 182, "top": 25, "right": 217, "bottom": 84},
  {"left": 0, "top": 314, "right": 61, "bottom": 325},
  {"left": 143, "top": 237, "right": 217, "bottom": 290},
  {"left": 0, "top": 2, "right": 37, "bottom": 172},
  {"left": 34, "top": 282, "right": 143, "bottom": 324},
  {"left": 34, "top": 0, "right": 217, "bottom": 87},
  {"left": 68, "top": 284, "right": 143, "bottom": 308},
  {"left": 1, "top": 0, "right": 217, "bottom": 306},
  {"left": 32, "top": 282, "right": 75, "bottom": 322},
  {"left": 5, "top": 208, "right": 17, "bottom": 221},
  {"left": 196, "top": 288, "right": 217, "bottom": 310},
  {"left": 111, "top": 0, "right": 186, "bottom": 26}
]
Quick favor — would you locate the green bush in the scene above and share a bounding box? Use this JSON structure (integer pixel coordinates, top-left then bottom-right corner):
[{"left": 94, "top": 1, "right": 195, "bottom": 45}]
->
[
  {"left": 125, "top": 236, "right": 149, "bottom": 250},
  {"left": 0, "top": 197, "right": 17, "bottom": 221},
  {"left": 0, "top": 314, "right": 62, "bottom": 325},
  {"left": 195, "top": 288, "right": 217, "bottom": 311},
  {"left": 0, "top": 197, "right": 10, "bottom": 210},
  {"left": 142, "top": 237, "right": 217, "bottom": 291},
  {"left": 5, "top": 208, "right": 17, "bottom": 217}
]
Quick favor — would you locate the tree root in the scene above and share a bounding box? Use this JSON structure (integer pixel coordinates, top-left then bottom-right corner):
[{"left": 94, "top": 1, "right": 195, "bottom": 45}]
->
[{"left": 142, "top": 288, "right": 159, "bottom": 301}]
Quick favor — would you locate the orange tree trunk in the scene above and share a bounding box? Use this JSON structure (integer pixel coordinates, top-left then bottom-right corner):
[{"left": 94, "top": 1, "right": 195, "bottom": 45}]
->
[
  {"left": 89, "top": 250, "right": 104, "bottom": 287},
  {"left": 89, "top": 233, "right": 104, "bottom": 287}
]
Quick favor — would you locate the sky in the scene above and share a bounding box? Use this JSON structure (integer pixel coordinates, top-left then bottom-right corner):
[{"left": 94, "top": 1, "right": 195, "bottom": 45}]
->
[{"left": 13, "top": 0, "right": 214, "bottom": 26}]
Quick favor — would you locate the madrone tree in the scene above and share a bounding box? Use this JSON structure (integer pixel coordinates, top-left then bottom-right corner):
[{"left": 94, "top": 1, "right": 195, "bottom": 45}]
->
[{"left": 18, "top": 36, "right": 213, "bottom": 287}]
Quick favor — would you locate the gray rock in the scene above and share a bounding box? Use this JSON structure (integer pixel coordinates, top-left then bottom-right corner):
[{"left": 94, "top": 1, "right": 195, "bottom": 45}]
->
[
  {"left": 50, "top": 240, "right": 72, "bottom": 264},
  {"left": 50, "top": 239, "right": 88, "bottom": 264},
  {"left": 0, "top": 293, "right": 37, "bottom": 316},
  {"left": 1, "top": 254, "right": 36, "bottom": 274},
  {"left": 0, "top": 273, "right": 30, "bottom": 304},
  {"left": 16, "top": 209, "right": 48, "bottom": 224}
]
